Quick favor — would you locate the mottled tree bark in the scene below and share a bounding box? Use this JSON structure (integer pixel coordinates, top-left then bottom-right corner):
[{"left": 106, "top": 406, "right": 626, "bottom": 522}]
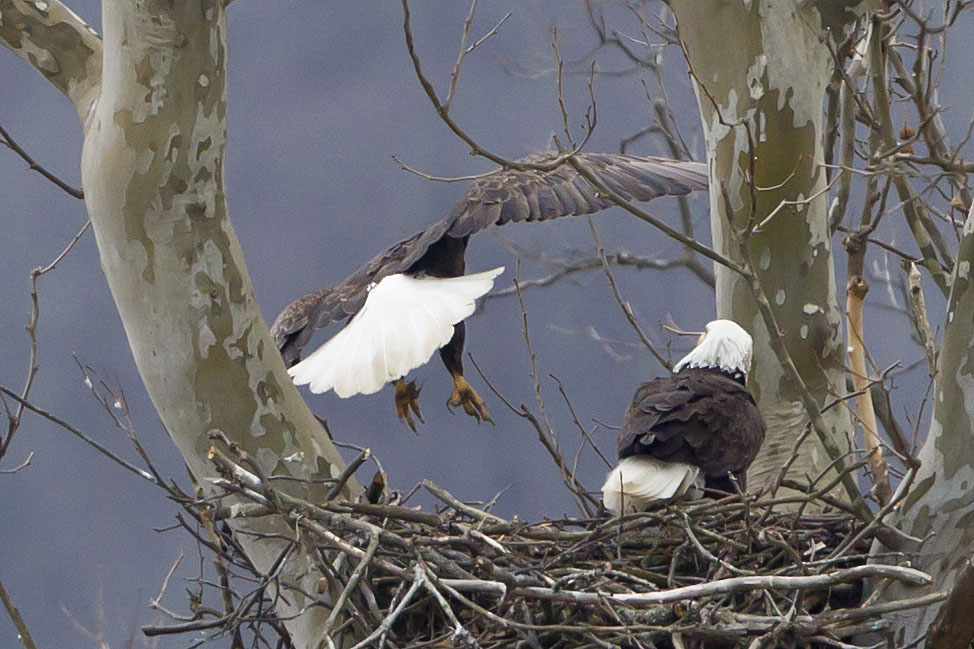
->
[
  {"left": 878, "top": 201, "right": 974, "bottom": 640},
  {"left": 1, "top": 1, "right": 360, "bottom": 646},
  {"left": 668, "top": 1, "right": 974, "bottom": 639},
  {"left": 667, "top": 0, "right": 870, "bottom": 498},
  {"left": 0, "top": 0, "right": 101, "bottom": 120}
]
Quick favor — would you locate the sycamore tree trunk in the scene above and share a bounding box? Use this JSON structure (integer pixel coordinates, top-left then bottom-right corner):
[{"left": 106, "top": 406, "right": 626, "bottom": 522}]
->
[
  {"left": 668, "top": 1, "right": 974, "bottom": 639},
  {"left": 666, "top": 0, "right": 870, "bottom": 497},
  {"left": 1, "top": 1, "right": 360, "bottom": 646},
  {"left": 878, "top": 205, "right": 974, "bottom": 638}
]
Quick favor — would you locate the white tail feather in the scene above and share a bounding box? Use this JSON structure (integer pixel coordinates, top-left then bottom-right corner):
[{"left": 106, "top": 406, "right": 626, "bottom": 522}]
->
[
  {"left": 601, "top": 456, "right": 702, "bottom": 514},
  {"left": 288, "top": 267, "right": 504, "bottom": 397}
]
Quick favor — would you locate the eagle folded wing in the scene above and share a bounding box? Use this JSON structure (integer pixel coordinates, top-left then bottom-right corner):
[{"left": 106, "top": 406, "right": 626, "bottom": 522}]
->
[
  {"left": 616, "top": 374, "right": 763, "bottom": 475},
  {"left": 616, "top": 379, "right": 701, "bottom": 458}
]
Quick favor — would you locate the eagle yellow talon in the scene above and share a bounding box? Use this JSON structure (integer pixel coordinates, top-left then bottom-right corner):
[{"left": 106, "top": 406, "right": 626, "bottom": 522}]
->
[
  {"left": 447, "top": 374, "right": 493, "bottom": 424},
  {"left": 394, "top": 379, "right": 424, "bottom": 432}
]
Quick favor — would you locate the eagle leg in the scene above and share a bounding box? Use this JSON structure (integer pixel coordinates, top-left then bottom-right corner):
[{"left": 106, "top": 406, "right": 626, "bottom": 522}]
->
[
  {"left": 439, "top": 322, "right": 493, "bottom": 424},
  {"left": 447, "top": 373, "right": 493, "bottom": 424},
  {"left": 393, "top": 379, "right": 424, "bottom": 432}
]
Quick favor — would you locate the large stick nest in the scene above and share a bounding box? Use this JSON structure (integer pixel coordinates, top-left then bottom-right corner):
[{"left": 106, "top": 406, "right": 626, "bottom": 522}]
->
[{"left": 165, "top": 445, "right": 938, "bottom": 649}]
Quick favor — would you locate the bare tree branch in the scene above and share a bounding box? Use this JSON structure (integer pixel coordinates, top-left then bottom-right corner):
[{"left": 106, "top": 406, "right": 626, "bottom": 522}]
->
[
  {"left": 0, "top": 576, "right": 38, "bottom": 649},
  {"left": 0, "top": 123, "right": 84, "bottom": 198},
  {"left": 0, "top": 0, "right": 102, "bottom": 118}
]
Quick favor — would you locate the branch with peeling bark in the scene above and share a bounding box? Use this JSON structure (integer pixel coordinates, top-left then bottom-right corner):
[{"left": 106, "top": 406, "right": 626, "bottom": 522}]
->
[
  {"left": 845, "top": 211, "right": 893, "bottom": 507},
  {"left": 926, "top": 556, "right": 974, "bottom": 649},
  {"left": 5, "top": 2, "right": 363, "bottom": 647},
  {"left": 0, "top": 0, "right": 102, "bottom": 120}
]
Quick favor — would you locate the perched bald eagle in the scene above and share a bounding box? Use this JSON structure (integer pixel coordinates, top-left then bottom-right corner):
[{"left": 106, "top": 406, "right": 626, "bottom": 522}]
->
[
  {"left": 601, "top": 319, "right": 766, "bottom": 513},
  {"left": 272, "top": 153, "right": 708, "bottom": 429}
]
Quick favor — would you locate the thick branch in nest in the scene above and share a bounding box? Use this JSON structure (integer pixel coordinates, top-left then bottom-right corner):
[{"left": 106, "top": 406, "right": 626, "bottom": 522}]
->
[{"left": 162, "top": 444, "right": 943, "bottom": 648}]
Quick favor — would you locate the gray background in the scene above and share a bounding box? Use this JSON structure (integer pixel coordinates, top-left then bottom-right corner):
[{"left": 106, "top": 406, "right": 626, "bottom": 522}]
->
[{"left": 1, "top": 2, "right": 971, "bottom": 648}]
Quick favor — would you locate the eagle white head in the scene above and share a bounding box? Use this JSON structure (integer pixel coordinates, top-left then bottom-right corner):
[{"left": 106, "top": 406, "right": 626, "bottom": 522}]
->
[{"left": 672, "top": 319, "right": 752, "bottom": 379}]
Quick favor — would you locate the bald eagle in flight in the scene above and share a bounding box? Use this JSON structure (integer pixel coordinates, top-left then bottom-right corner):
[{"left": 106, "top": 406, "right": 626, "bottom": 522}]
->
[
  {"left": 271, "top": 153, "right": 707, "bottom": 429},
  {"left": 602, "top": 319, "right": 766, "bottom": 513}
]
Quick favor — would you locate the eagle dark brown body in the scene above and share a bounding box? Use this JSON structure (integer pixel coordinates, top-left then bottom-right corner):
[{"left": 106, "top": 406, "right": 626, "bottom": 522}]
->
[
  {"left": 618, "top": 368, "right": 766, "bottom": 493},
  {"left": 602, "top": 319, "right": 766, "bottom": 511}
]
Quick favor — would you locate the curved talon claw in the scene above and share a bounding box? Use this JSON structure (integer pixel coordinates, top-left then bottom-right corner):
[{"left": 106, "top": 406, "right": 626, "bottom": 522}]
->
[
  {"left": 448, "top": 374, "right": 494, "bottom": 425},
  {"left": 394, "top": 379, "right": 424, "bottom": 432}
]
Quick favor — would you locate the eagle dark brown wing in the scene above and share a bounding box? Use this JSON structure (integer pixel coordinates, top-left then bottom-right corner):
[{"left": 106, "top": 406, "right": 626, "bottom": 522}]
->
[
  {"left": 271, "top": 153, "right": 708, "bottom": 365},
  {"left": 617, "top": 369, "right": 765, "bottom": 488},
  {"left": 444, "top": 153, "right": 708, "bottom": 238}
]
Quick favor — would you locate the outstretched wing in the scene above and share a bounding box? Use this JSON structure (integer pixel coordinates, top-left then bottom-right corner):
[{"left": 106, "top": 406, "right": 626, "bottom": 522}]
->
[
  {"left": 271, "top": 152, "right": 708, "bottom": 365},
  {"left": 444, "top": 153, "right": 708, "bottom": 237},
  {"left": 617, "top": 372, "right": 764, "bottom": 479}
]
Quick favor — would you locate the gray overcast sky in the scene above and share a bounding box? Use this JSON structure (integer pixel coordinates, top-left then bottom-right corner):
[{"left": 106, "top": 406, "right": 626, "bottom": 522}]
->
[{"left": 2, "top": 2, "right": 972, "bottom": 648}]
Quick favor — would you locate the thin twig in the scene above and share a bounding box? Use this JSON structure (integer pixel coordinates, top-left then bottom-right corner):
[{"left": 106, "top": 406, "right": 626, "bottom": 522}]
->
[
  {"left": 0, "top": 576, "right": 39, "bottom": 649},
  {"left": 401, "top": 0, "right": 589, "bottom": 173},
  {"left": 0, "top": 123, "right": 85, "bottom": 198},
  {"left": 587, "top": 217, "right": 670, "bottom": 369},
  {"left": 0, "top": 386, "right": 158, "bottom": 484}
]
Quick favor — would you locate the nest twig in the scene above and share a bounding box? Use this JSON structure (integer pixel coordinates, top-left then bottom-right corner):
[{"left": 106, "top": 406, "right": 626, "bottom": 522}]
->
[{"left": 139, "top": 442, "right": 942, "bottom": 649}]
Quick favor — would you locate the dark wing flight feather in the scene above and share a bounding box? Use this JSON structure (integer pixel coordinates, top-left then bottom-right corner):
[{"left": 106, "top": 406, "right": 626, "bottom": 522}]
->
[
  {"left": 617, "top": 371, "right": 765, "bottom": 482},
  {"left": 271, "top": 152, "right": 708, "bottom": 365},
  {"left": 445, "top": 153, "right": 708, "bottom": 238}
]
